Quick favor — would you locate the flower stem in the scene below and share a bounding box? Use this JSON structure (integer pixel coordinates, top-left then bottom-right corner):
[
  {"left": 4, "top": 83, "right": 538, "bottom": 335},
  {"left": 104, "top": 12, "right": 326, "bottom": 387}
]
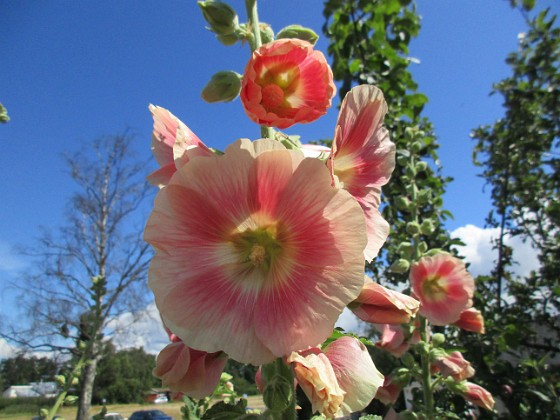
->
[
  {"left": 245, "top": 0, "right": 274, "bottom": 139},
  {"left": 420, "top": 317, "right": 435, "bottom": 419}
]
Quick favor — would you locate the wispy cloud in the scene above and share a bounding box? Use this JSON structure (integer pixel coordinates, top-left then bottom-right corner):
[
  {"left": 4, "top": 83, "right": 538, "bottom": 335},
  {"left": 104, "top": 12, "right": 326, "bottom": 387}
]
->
[
  {"left": 0, "top": 240, "right": 27, "bottom": 273},
  {"left": 452, "top": 224, "right": 540, "bottom": 278}
]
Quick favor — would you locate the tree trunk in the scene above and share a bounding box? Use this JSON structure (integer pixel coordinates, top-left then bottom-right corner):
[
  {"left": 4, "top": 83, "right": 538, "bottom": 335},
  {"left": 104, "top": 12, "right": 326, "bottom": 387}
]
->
[{"left": 76, "top": 343, "right": 101, "bottom": 420}]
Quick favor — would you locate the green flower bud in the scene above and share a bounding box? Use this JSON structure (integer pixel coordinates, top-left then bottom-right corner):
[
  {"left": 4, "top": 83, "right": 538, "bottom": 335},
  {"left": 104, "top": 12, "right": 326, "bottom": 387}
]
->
[
  {"left": 54, "top": 375, "right": 66, "bottom": 386},
  {"left": 64, "top": 395, "right": 78, "bottom": 405},
  {"left": 416, "top": 189, "right": 431, "bottom": 205},
  {"left": 444, "top": 376, "right": 468, "bottom": 394},
  {"left": 396, "top": 154, "right": 408, "bottom": 167},
  {"left": 420, "top": 219, "right": 436, "bottom": 235},
  {"left": 415, "top": 161, "right": 428, "bottom": 172},
  {"left": 263, "top": 376, "right": 293, "bottom": 412},
  {"left": 418, "top": 241, "right": 428, "bottom": 254},
  {"left": 432, "top": 333, "right": 446, "bottom": 346},
  {"left": 394, "top": 367, "right": 412, "bottom": 384},
  {"left": 201, "top": 71, "right": 242, "bottom": 103},
  {"left": 396, "top": 196, "right": 411, "bottom": 211},
  {"left": 397, "top": 242, "right": 413, "bottom": 259},
  {"left": 198, "top": 1, "right": 239, "bottom": 36},
  {"left": 216, "top": 32, "right": 239, "bottom": 46},
  {"left": 389, "top": 258, "right": 410, "bottom": 274},
  {"left": 406, "top": 222, "right": 421, "bottom": 235},
  {"left": 0, "top": 103, "right": 9, "bottom": 123},
  {"left": 40, "top": 408, "right": 49, "bottom": 418},
  {"left": 71, "top": 376, "right": 80, "bottom": 385},
  {"left": 401, "top": 353, "right": 416, "bottom": 369},
  {"left": 221, "top": 372, "right": 233, "bottom": 381},
  {"left": 259, "top": 23, "right": 274, "bottom": 44},
  {"left": 404, "top": 127, "right": 415, "bottom": 140},
  {"left": 276, "top": 25, "right": 319, "bottom": 45},
  {"left": 410, "top": 141, "right": 424, "bottom": 153}
]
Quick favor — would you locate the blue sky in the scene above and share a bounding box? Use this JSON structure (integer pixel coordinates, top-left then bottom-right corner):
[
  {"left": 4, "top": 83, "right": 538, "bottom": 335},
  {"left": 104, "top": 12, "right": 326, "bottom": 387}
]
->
[{"left": 0, "top": 1, "right": 557, "bottom": 354}]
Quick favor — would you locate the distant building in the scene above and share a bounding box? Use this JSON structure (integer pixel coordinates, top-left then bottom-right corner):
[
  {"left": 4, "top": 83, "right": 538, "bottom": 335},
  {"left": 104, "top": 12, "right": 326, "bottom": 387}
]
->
[{"left": 2, "top": 381, "right": 58, "bottom": 398}]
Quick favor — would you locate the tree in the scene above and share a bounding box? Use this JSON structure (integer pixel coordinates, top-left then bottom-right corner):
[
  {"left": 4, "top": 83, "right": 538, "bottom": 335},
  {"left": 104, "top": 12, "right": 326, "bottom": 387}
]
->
[
  {"left": 0, "top": 354, "right": 59, "bottom": 389},
  {"left": 2, "top": 134, "right": 152, "bottom": 419},
  {"left": 323, "top": 0, "right": 456, "bottom": 288},
  {"left": 93, "top": 343, "right": 160, "bottom": 404},
  {"left": 469, "top": 2, "right": 560, "bottom": 417}
]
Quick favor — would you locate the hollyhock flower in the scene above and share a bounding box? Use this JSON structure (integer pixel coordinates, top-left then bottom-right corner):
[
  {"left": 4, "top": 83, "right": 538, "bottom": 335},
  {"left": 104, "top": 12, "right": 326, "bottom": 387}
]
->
[
  {"left": 288, "top": 336, "right": 384, "bottom": 418},
  {"left": 147, "top": 105, "right": 213, "bottom": 187},
  {"left": 433, "top": 351, "right": 475, "bottom": 381},
  {"left": 329, "top": 85, "right": 396, "bottom": 261},
  {"left": 461, "top": 382, "right": 495, "bottom": 411},
  {"left": 153, "top": 340, "right": 228, "bottom": 399},
  {"left": 145, "top": 139, "right": 367, "bottom": 365},
  {"left": 375, "top": 376, "right": 403, "bottom": 405},
  {"left": 375, "top": 323, "right": 421, "bottom": 357},
  {"left": 410, "top": 253, "right": 475, "bottom": 325},
  {"left": 348, "top": 276, "right": 420, "bottom": 324},
  {"left": 454, "top": 307, "right": 485, "bottom": 334},
  {"left": 288, "top": 348, "right": 344, "bottom": 418},
  {"left": 240, "top": 39, "right": 336, "bottom": 129}
]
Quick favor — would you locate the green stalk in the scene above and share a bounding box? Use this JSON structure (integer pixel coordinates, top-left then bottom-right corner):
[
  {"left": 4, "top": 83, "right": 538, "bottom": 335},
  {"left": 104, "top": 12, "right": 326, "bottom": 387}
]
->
[
  {"left": 46, "top": 354, "right": 87, "bottom": 420},
  {"left": 408, "top": 157, "right": 435, "bottom": 418},
  {"left": 245, "top": 0, "right": 274, "bottom": 139}
]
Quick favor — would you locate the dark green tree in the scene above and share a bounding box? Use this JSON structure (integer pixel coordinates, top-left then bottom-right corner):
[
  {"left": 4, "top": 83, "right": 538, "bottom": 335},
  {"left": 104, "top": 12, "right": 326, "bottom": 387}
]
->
[
  {"left": 0, "top": 355, "right": 59, "bottom": 389},
  {"left": 468, "top": 1, "right": 560, "bottom": 417},
  {"left": 93, "top": 343, "right": 160, "bottom": 404},
  {"left": 323, "top": 0, "right": 456, "bottom": 287}
]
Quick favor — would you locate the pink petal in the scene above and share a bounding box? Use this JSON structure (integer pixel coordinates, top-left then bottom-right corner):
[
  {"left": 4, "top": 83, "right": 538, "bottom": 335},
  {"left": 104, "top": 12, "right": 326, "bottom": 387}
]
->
[
  {"left": 240, "top": 39, "right": 336, "bottom": 129},
  {"left": 145, "top": 139, "right": 367, "bottom": 365},
  {"left": 153, "top": 341, "right": 227, "bottom": 399},
  {"left": 288, "top": 348, "right": 345, "bottom": 418},
  {"left": 349, "top": 276, "right": 420, "bottom": 324},
  {"left": 324, "top": 336, "right": 384, "bottom": 415},
  {"left": 410, "top": 253, "right": 474, "bottom": 325}
]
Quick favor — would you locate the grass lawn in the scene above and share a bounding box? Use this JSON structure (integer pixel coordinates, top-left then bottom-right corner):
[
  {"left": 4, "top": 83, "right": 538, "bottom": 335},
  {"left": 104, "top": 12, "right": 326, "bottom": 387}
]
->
[{"left": 0, "top": 396, "right": 265, "bottom": 420}]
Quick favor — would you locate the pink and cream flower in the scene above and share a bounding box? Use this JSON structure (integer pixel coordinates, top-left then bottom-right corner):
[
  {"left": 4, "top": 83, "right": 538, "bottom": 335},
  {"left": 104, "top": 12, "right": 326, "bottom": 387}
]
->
[
  {"left": 374, "top": 323, "right": 421, "bottom": 357},
  {"left": 460, "top": 382, "right": 495, "bottom": 411},
  {"left": 328, "top": 85, "right": 396, "bottom": 261},
  {"left": 144, "top": 139, "right": 367, "bottom": 365},
  {"left": 432, "top": 351, "right": 475, "bottom": 382},
  {"left": 148, "top": 105, "right": 213, "bottom": 187},
  {"left": 454, "top": 307, "right": 485, "bottom": 334},
  {"left": 348, "top": 275, "right": 420, "bottom": 324},
  {"left": 288, "top": 336, "right": 384, "bottom": 418},
  {"left": 375, "top": 375, "right": 404, "bottom": 406},
  {"left": 240, "top": 39, "right": 336, "bottom": 129},
  {"left": 153, "top": 340, "right": 228, "bottom": 399},
  {"left": 410, "top": 253, "right": 475, "bottom": 325}
]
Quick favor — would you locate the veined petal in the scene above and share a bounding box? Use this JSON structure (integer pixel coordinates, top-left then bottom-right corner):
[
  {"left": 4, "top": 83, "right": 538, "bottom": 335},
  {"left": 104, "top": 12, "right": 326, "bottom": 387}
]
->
[
  {"left": 145, "top": 139, "right": 367, "bottom": 365},
  {"left": 349, "top": 276, "right": 420, "bottom": 324},
  {"left": 410, "top": 253, "right": 475, "bottom": 325},
  {"left": 324, "top": 336, "right": 384, "bottom": 416}
]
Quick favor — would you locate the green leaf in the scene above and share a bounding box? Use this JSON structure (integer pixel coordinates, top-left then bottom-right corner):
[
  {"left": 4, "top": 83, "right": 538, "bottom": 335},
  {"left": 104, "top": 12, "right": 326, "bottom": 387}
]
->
[{"left": 202, "top": 400, "right": 248, "bottom": 420}]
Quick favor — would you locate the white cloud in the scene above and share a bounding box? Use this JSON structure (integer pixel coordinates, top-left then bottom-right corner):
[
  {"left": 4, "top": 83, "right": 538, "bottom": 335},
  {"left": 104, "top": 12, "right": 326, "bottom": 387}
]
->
[
  {"left": 105, "top": 302, "right": 169, "bottom": 354},
  {"left": 0, "top": 338, "right": 18, "bottom": 359},
  {"left": 452, "top": 224, "right": 540, "bottom": 278},
  {"left": 335, "top": 308, "right": 365, "bottom": 335}
]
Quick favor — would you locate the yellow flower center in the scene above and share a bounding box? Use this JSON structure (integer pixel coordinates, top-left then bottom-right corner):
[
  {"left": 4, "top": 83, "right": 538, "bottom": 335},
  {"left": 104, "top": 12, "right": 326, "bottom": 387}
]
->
[
  {"left": 232, "top": 224, "right": 282, "bottom": 274},
  {"left": 422, "top": 275, "right": 447, "bottom": 302}
]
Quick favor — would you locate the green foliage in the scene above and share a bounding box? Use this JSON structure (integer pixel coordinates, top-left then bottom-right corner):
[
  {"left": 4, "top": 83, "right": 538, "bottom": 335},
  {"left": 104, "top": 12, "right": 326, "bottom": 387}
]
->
[
  {"left": 467, "top": 2, "right": 560, "bottom": 418},
  {"left": 92, "top": 343, "right": 160, "bottom": 404},
  {"left": 0, "top": 355, "right": 59, "bottom": 389},
  {"left": 323, "top": 0, "right": 454, "bottom": 287}
]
